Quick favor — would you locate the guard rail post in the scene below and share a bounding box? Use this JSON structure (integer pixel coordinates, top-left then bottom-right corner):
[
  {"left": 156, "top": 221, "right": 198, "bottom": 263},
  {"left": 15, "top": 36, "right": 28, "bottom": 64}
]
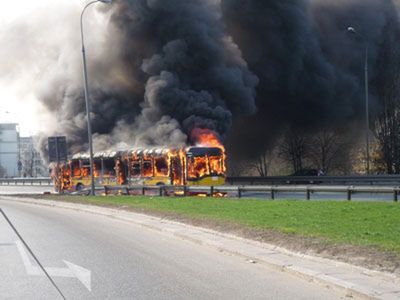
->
[
  {"left": 210, "top": 186, "right": 214, "bottom": 197},
  {"left": 271, "top": 188, "right": 275, "bottom": 200},
  {"left": 142, "top": 186, "right": 145, "bottom": 196},
  {"left": 306, "top": 188, "right": 311, "bottom": 200},
  {"left": 159, "top": 186, "right": 164, "bottom": 197},
  {"left": 394, "top": 189, "right": 398, "bottom": 202},
  {"left": 238, "top": 187, "right": 242, "bottom": 198},
  {"left": 347, "top": 188, "right": 352, "bottom": 201},
  {"left": 183, "top": 185, "right": 188, "bottom": 197}
]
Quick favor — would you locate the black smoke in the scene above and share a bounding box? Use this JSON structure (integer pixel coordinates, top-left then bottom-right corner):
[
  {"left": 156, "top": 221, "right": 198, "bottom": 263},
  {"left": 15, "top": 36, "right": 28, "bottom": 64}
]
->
[
  {"left": 222, "top": 0, "right": 400, "bottom": 159},
  {"left": 111, "top": 0, "right": 258, "bottom": 145},
  {"left": 37, "top": 0, "right": 258, "bottom": 154},
  {"left": 32, "top": 0, "right": 400, "bottom": 160}
]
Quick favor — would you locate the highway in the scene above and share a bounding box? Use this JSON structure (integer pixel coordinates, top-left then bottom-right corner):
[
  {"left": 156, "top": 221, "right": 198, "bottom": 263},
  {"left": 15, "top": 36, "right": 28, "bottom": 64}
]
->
[
  {"left": 0, "top": 185, "right": 52, "bottom": 195},
  {"left": 0, "top": 198, "right": 346, "bottom": 299}
]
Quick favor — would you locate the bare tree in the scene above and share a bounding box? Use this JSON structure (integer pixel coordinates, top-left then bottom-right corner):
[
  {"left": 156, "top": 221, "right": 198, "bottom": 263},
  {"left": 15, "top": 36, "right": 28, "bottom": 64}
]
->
[
  {"left": 226, "top": 157, "right": 249, "bottom": 177},
  {"left": 250, "top": 148, "right": 273, "bottom": 177},
  {"left": 22, "top": 150, "right": 35, "bottom": 177},
  {"left": 0, "top": 164, "right": 6, "bottom": 177},
  {"left": 279, "top": 129, "right": 309, "bottom": 174},
  {"left": 307, "top": 129, "right": 352, "bottom": 174},
  {"left": 374, "top": 21, "right": 400, "bottom": 174}
]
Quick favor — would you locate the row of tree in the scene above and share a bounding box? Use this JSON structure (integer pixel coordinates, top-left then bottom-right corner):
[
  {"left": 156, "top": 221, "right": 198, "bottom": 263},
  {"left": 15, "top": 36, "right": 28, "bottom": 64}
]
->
[
  {"left": 229, "top": 120, "right": 400, "bottom": 177},
  {"left": 230, "top": 21, "right": 400, "bottom": 177},
  {"left": 231, "top": 128, "right": 357, "bottom": 177}
]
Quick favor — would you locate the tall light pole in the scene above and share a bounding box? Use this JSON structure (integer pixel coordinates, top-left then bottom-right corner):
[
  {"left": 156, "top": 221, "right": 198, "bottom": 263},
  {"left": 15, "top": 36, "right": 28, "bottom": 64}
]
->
[
  {"left": 347, "top": 26, "right": 370, "bottom": 174},
  {"left": 80, "top": 0, "right": 112, "bottom": 195}
]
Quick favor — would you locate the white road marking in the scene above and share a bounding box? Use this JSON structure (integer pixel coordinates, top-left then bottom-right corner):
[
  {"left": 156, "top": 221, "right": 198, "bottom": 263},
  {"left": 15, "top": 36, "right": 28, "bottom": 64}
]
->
[{"left": 15, "top": 241, "right": 91, "bottom": 291}]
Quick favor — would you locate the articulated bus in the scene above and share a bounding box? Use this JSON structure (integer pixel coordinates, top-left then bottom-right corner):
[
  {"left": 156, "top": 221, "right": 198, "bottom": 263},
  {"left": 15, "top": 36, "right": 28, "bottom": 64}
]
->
[{"left": 58, "top": 146, "right": 226, "bottom": 192}]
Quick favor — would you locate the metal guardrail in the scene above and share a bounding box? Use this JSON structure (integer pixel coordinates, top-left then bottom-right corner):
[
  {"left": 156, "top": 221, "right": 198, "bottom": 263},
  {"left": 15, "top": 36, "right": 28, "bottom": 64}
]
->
[
  {"left": 0, "top": 177, "right": 53, "bottom": 186},
  {"left": 1, "top": 176, "right": 399, "bottom": 202},
  {"left": 226, "top": 175, "right": 400, "bottom": 186},
  {"left": 82, "top": 184, "right": 400, "bottom": 202},
  {"left": 2, "top": 175, "right": 399, "bottom": 187}
]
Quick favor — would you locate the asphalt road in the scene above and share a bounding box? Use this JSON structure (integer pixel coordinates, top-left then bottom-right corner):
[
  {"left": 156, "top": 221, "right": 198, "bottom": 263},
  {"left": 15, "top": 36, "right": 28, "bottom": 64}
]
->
[
  {"left": 0, "top": 198, "right": 346, "bottom": 299},
  {"left": 0, "top": 185, "right": 53, "bottom": 195}
]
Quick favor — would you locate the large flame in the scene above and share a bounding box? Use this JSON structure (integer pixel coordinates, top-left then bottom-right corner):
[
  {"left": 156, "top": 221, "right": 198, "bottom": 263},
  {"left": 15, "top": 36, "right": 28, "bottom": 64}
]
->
[
  {"left": 189, "top": 128, "right": 226, "bottom": 177},
  {"left": 191, "top": 128, "right": 224, "bottom": 150}
]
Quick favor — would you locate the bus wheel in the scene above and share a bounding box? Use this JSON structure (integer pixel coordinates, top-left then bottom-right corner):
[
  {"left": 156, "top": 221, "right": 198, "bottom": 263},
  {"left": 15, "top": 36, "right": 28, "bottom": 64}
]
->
[
  {"left": 156, "top": 182, "right": 165, "bottom": 186},
  {"left": 76, "top": 183, "right": 83, "bottom": 191}
]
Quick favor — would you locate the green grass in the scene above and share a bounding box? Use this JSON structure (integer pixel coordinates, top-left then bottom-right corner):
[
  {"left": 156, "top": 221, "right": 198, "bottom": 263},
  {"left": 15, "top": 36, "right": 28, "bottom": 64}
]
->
[{"left": 52, "top": 195, "right": 400, "bottom": 254}]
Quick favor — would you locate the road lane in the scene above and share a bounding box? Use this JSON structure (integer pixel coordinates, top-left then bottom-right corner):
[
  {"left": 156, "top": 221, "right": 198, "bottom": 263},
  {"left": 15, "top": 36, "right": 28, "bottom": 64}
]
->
[
  {"left": 0, "top": 198, "right": 345, "bottom": 299},
  {"left": 0, "top": 185, "right": 52, "bottom": 195}
]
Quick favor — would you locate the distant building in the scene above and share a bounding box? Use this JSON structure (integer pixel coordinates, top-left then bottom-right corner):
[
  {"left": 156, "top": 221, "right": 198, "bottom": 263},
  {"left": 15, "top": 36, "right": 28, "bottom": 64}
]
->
[
  {"left": 19, "top": 136, "right": 48, "bottom": 177},
  {"left": 0, "top": 123, "right": 19, "bottom": 177}
]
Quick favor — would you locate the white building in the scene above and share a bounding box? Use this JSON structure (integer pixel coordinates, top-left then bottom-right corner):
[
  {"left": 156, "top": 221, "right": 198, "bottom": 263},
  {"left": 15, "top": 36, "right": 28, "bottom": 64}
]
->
[{"left": 0, "top": 123, "right": 19, "bottom": 177}]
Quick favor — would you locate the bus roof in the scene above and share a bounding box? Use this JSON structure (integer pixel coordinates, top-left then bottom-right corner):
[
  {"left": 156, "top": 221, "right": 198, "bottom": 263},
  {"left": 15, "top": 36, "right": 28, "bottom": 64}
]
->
[
  {"left": 186, "top": 147, "right": 223, "bottom": 157},
  {"left": 129, "top": 147, "right": 173, "bottom": 156},
  {"left": 72, "top": 150, "right": 123, "bottom": 160},
  {"left": 71, "top": 146, "right": 224, "bottom": 160}
]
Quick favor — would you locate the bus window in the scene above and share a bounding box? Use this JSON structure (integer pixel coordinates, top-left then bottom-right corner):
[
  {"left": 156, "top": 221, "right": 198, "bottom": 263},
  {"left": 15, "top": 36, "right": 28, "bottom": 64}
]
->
[
  {"left": 131, "top": 160, "right": 141, "bottom": 177},
  {"left": 115, "top": 158, "right": 126, "bottom": 184},
  {"left": 103, "top": 158, "right": 116, "bottom": 177},
  {"left": 171, "top": 156, "right": 183, "bottom": 185},
  {"left": 71, "top": 160, "right": 81, "bottom": 177},
  {"left": 154, "top": 157, "right": 169, "bottom": 176},
  {"left": 93, "top": 159, "right": 101, "bottom": 177},
  {"left": 81, "top": 160, "right": 91, "bottom": 177},
  {"left": 187, "top": 156, "right": 209, "bottom": 179},
  {"left": 208, "top": 156, "right": 223, "bottom": 175},
  {"left": 142, "top": 159, "right": 153, "bottom": 177}
]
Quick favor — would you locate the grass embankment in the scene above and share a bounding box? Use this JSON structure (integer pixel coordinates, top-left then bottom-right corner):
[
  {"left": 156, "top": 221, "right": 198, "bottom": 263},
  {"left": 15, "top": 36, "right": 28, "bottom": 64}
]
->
[{"left": 47, "top": 195, "right": 400, "bottom": 255}]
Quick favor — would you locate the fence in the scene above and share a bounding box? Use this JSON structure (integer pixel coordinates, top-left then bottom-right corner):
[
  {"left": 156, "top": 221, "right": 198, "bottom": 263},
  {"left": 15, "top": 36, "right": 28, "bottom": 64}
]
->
[
  {"left": 75, "top": 184, "right": 400, "bottom": 202},
  {"left": 1, "top": 176, "right": 399, "bottom": 202},
  {"left": 0, "top": 178, "right": 53, "bottom": 186},
  {"left": 2, "top": 175, "right": 400, "bottom": 187},
  {"left": 226, "top": 175, "right": 400, "bottom": 186}
]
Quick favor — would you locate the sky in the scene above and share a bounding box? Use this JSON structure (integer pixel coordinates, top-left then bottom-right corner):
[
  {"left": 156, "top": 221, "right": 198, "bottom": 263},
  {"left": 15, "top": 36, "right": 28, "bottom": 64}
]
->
[{"left": 0, "top": 0, "right": 83, "bottom": 136}]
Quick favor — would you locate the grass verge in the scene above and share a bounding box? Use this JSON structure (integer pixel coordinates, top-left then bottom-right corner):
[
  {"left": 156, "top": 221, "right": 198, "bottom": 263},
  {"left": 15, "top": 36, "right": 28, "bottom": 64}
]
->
[{"left": 40, "top": 195, "right": 400, "bottom": 256}]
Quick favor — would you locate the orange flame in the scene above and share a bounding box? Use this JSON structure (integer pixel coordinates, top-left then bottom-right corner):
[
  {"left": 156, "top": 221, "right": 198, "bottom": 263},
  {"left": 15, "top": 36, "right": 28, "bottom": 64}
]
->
[
  {"left": 191, "top": 128, "right": 224, "bottom": 150},
  {"left": 188, "top": 128, "right": 227, "bottom": 178}
]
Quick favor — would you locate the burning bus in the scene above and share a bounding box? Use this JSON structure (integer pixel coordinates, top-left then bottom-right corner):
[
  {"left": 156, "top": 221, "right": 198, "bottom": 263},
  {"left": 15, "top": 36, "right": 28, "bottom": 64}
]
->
[
  {"left": 57, "top": 146, "right": 226, "bottom": 192},
  {"left": 65, "top": 151, "right": 126, "bottom": 191}
]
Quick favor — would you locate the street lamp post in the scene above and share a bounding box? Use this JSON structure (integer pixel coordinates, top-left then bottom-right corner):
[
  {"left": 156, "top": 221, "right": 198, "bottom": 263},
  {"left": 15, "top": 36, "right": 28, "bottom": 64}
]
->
[
  {"left": 80, "top": 0, "right": 112, "bottom": 196},
  {"left": 347, "top": 27, "right": 370, "bottom": 174}
]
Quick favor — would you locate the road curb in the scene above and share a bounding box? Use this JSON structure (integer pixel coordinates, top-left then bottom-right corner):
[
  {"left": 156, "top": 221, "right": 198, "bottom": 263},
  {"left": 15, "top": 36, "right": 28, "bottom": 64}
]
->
[{"left": 2, "top": 196, "right": 400, "bottom": 300}]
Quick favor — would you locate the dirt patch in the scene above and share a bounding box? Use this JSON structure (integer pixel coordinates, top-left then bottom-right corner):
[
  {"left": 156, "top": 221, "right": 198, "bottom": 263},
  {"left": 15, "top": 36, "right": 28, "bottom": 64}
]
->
[{"left": 9, "top": 194, "right": 400, "bottom": 275}]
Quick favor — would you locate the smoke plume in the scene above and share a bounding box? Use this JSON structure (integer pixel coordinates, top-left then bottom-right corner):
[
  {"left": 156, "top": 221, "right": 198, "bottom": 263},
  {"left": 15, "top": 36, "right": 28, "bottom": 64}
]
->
[
  {"left": 222, "top": 0, "right": 400, "bottom": 158},
  {"left": 35, "top": 0, "right": 258, "bottom": 154},
  {"left": 1, "top": 0, "right": 400, "bottom": 162}
]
